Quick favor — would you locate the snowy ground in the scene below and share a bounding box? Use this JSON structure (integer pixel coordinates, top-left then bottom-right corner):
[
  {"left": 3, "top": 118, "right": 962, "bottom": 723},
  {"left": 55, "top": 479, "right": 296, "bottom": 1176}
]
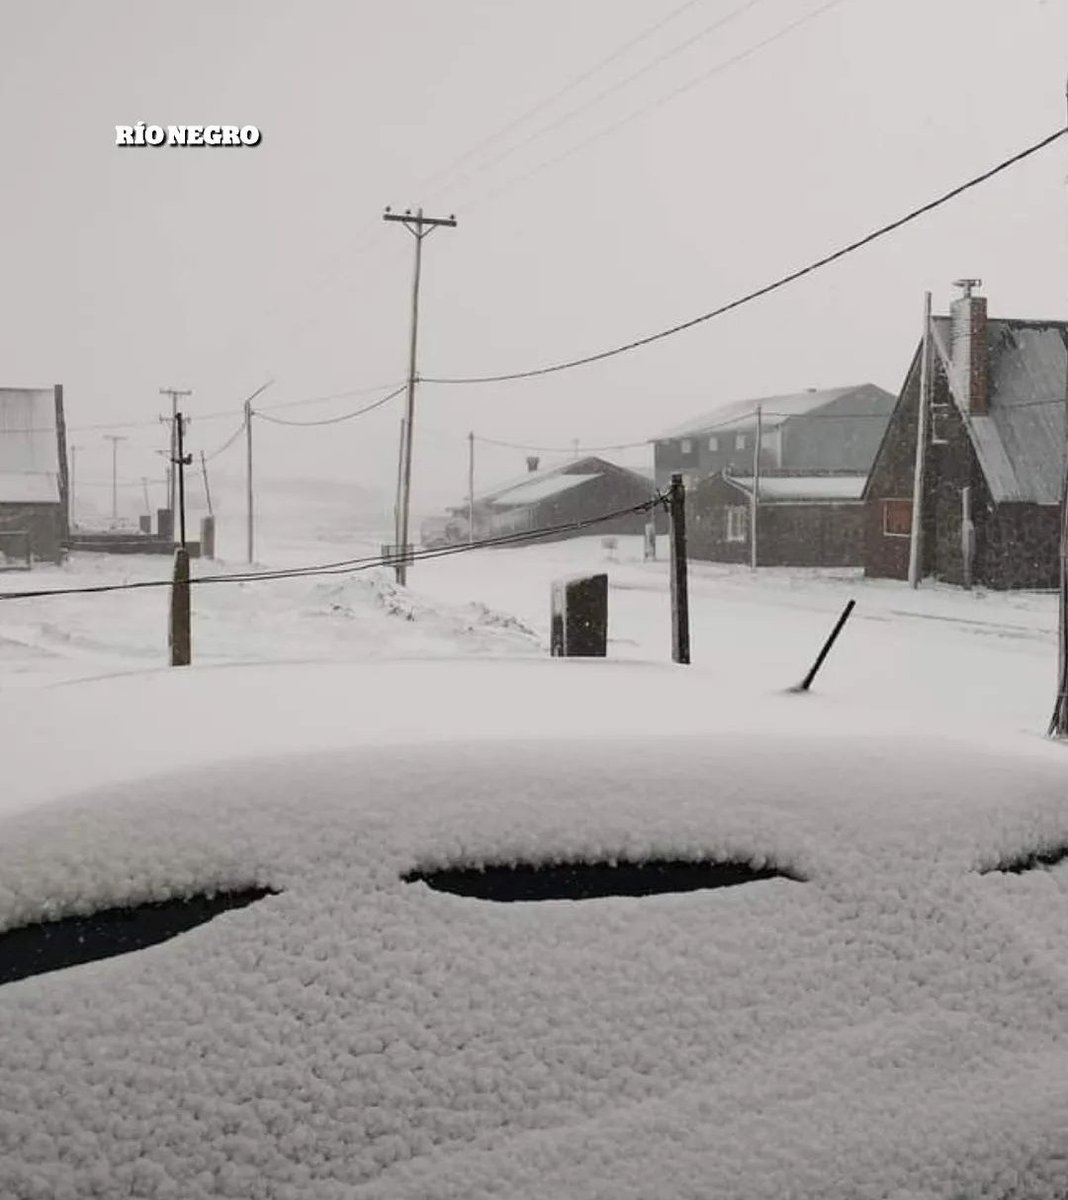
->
[
  {"left": 0, "top": 509, "right": 1061, "bottom": 738},
  {"left": 5, "top": 510, "right": 1068, "bottom": 1198}
]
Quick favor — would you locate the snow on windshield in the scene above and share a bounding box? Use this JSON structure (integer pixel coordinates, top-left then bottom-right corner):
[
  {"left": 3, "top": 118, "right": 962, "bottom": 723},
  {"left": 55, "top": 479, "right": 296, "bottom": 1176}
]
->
[{"left": 2, "top": 730, "right": 1068, "bottom": 1198}]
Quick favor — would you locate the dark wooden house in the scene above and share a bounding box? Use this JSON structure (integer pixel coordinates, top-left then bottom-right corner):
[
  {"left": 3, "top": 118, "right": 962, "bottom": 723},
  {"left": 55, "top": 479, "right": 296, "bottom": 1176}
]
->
[
  {"left": 689, "top": 472, "right": 867, "bottom": 567},
  {"left": 651, "top": 383, "right": 895, "bottom": 492},
  {"left": 864, "top": 284, "right": 1068, "bottom": 590},
  {"left": 446, "top": 456, "right": 657, "bottom": 544},
  {"left": 0, "top": 385, "right": 69, "bottom": 564}
]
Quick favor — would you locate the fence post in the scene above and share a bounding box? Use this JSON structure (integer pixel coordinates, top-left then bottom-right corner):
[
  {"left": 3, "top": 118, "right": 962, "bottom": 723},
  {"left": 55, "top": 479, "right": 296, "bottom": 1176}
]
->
[
  {"left": 669, "top": 473, "right": 690, "bottom": 665},
  {"left": 169, "top": 547, "right": 191, "bottom": 666}
]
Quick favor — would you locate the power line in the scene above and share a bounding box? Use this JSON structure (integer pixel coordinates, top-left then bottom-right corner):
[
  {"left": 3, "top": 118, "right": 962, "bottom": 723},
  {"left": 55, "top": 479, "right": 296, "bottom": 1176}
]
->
[
  {"left": 255, "top": 384, "right": 407, "bottom": 427},
  {"left": 476, "top": 434, "right": 652, "bottom": 452},
  {"left": 0, "top": 494, "right": 663, "bottom": 602},
  {"left": 417, "top": 0, "right": 710, "bottom": 199},
  {"left": 459, "top": 0, "right": 849, "bottom": 217},
  {"left": 202, "top": 418, "right": 248, "bottom": 462},
  {"left": 436, "top": 0, "right": 770, "bottom": 201},
  {"left": 423, "top": 124, "right": 1068, "bottom": 385},
  {"left": 258, "top": 381, "right": 405, "bottom": 413}
]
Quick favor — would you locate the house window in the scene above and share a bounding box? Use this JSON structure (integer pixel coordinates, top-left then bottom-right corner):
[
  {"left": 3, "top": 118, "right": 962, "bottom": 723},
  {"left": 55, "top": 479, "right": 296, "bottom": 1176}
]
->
[
  {"left": 882, "top": 498, "right": 913, "bottom": 538},
  {"left": 735, "top": 434, "right": 746, "bottom": 451},
  {"left": 725, "top": 506, "right": 748, "bottom": 543},
  {"left": 708, "top": 436, "right": 718, "bottom": 451},
  {"left": 680, "top": 438, "right": 693, "bottom": 454}
]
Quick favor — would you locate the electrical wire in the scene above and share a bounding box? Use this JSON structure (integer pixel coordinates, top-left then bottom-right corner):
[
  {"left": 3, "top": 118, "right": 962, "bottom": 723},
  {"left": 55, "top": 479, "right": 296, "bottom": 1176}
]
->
[
  {"left": 458, "top": 0, "right": 849, "bottom": 217},
  {"left": 258, "top": 381, "right": 405, "bottom": 413},
  {"left": 0, "top": 494, "right": 664, "bottom": 602},
  {"left": 476, "top": 434, "right": 653, "bottom": 452},
  {"left": 424, "top": 124, "right": 1068, "bottom": 385},
  {"left": 416, "top": 0, "right": 710, "bottom": 199},
  {"left": 202, "top": 419, "right": 248, "bottom": 462},
  {"left": 437, "top": 0, "right": 770, "bottom": 201},
  {"left": 255, "top": 385, "right": 407, "bottom": 427}
]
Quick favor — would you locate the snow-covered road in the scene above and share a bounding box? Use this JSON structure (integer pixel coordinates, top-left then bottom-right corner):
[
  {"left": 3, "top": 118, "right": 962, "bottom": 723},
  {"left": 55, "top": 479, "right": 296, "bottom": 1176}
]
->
[{"left": 0, "top": 516, "right": 1060, "bottom": 736}]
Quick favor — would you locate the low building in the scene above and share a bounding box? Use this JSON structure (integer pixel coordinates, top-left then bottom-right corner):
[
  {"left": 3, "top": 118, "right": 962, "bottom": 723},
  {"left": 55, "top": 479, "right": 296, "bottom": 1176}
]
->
[
  {"left": 447, "top": 455, "right": 658, "bottom": 544},
  {"left": 689, "top": 472, "right": 867, "bottom": 567},
  {"left": 651, "top": 383, "right": 895, "bottom": 492},
  {"left": 864, "top": 282, "right": 1068, "bottom": 590},
  {"left": 0, "top": 385, "right": 69, "bottom": 564}
]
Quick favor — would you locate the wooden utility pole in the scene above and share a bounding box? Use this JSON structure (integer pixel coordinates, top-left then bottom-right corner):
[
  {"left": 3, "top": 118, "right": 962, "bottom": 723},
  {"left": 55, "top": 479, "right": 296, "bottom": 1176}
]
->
[
  {"left": 669, "top": 473, "right": 690, "bottom": 665},
  {"left": 382, "top": 206, "right": 457, "bottom": 584},
  {"left": 159, "top": 388, "right": 191, "bottom": 516},
  {"left": 393, "top": 417, "right": 406, "bottom": 553},
  {"left": 173, "top": 413, "right": 192, "bottom": 548},
  {"left": 1050, "top": 438, "right": 1068, "bottom": 735},
  {"left": 750, "top": 405, "right": 762, "bottom": 570},
  {"left": 199, "top": 451, "right": 213, "bottom": 518},
  {"left": 907, "top": 291, "right": 933, "bottom": 588},
  {"left": 1049, "top": 76, "right": 1068, "bottom": 736},
  {"left": 237, "top": 381, "right": 273, "bottom": 565},
  {"left": 69, "top": 445, "right": 81, "bottom": 528},
  {"left": 245, "top": 398, "right": 254, "bottom": 563},
  {"left": 467, "top": 431, "right": 475, "bottom": 545},
  {"left": 103, "top": 434, "right": 126, "bottom": 521},
  {"left": 169, "top": 546, "right": 191, "bottom": 667}
]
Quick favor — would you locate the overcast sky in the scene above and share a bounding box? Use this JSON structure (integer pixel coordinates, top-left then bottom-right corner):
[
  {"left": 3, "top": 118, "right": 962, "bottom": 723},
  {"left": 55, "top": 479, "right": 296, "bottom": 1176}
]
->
[{"left": 2, "top": 0, "right": 1067, "bottom": 519}]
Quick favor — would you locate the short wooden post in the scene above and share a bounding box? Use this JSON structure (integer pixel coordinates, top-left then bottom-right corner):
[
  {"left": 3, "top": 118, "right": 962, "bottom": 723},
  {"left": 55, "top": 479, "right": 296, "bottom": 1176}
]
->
[
  {"left": 790, "top": 599, "right": 855, "bottom": 692},
  {"left": 169, "top": 547, "right": 191, "bottom": 666},
  {"left": 669, "top": 473, "right": 690, "bottom": 664}
]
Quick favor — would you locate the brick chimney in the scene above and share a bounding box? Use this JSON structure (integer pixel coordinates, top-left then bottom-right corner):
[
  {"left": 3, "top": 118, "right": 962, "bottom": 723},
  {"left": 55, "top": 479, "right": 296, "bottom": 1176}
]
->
[
  {"left": 526, "top": 455, "right": 540, "bottom": 473},
  {"left": 949, "top": 278, "right": 988, "bottom": 414}
]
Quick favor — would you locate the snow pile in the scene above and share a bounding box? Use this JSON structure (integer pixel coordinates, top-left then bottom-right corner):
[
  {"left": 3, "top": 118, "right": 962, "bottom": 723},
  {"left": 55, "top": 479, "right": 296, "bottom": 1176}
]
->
[
  {"left": 3, "top": 720, "right": 1068, "bottom": 1197},
  {"left": 308, "top": 572, "right": 541, "bottom": 654}
]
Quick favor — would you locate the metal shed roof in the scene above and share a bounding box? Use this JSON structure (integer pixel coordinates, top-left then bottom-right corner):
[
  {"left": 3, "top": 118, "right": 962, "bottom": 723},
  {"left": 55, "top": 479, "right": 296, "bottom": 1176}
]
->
[
  {"left": 489, "top": 473, "right": 599, "bottom": 507},
  {"left": 726, "top": 474, "right": 867, "bottom": 502},
  {"left": 930, "top": 317, "right": 1068, "bottom": 505},
  {"left": 0, "top": 388, "right": 61, "bottom": 505},
  {"left": 654, "top": 385, "right": 888, "bottom": 440}
]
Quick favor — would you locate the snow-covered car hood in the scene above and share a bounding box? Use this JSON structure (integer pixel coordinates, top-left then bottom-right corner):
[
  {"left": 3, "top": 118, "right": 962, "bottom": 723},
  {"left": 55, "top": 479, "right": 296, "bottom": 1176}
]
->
[{"left": 3, "top": 662, "right": 1068, "bottom": 1198}]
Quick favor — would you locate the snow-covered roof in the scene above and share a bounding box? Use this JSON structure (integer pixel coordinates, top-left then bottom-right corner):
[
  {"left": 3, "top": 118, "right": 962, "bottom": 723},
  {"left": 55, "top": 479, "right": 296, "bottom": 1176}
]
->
[
  {"left": 655, "top": 384, "right": 893, "bottom": 440},
  {"left": 3, "top": 659, "right": 1068, "bottom": 1197},
  {"left": 726, "top": 474, "right": 867, "bottom": 501},
  {"left": 0, "top": 388, "right": 61, "bottom": 505},
  {"left": 928, "top": 316, "right": 1068, "bottom": 505},
  {"left": 489, "top": 472, "right": 598, "bottom": 506}
]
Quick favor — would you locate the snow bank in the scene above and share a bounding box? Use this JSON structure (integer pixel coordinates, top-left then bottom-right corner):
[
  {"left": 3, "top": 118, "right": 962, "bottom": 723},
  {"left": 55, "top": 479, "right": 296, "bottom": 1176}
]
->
[{"left": 3, "top": 709, "right": 1068, "bottom": 1197}]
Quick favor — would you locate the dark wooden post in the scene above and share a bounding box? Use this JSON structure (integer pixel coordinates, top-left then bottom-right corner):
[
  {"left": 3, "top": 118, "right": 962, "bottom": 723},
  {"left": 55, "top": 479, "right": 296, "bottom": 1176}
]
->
[
  {"left": 791, "top": 600, "right": 856, "bottom": 693},
  {"left": 169, "top": 547, "right": 191, "bottom": 666},
  {"left": 669, "top": 473, "right": 690, "bottom": 665}
]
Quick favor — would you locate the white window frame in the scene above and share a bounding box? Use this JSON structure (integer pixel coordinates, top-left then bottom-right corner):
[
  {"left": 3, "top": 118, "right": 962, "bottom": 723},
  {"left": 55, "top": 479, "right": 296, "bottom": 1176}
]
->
[
  {"left": 882, "top": 498, "right": 913, "bottom": 538},
  {"left": 725, "top": 506, "right": 748, "bottom": 543},
  {"left": 734, "top": 433, "right": 746, "bottom": 451},
  {"left": 707, "top": 436, "right": 718, "bottom": 451},
  {"left": 680, "top": 438, "right": 693, "bottom": 454}
]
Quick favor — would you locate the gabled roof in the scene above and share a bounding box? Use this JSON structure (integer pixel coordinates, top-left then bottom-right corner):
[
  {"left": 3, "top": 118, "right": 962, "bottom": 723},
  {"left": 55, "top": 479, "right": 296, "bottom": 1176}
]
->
[
  {"left": 928, "top": 317, "right": 1068, "bottom": 505},
  {"left": 489, "top": 474, "right": 598, "bottom": 507},
  {"left": 457, "top": 456, "right": 637, "bottom": 511},
  {"left": 654, "top": 384, "right": 893, "bottom": 441},
  {"left": 0, "top": 388, "right": 61, "bottom": 505},
  {"left": 724, "top": 474, "right": 867, "bottom": 502}
]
